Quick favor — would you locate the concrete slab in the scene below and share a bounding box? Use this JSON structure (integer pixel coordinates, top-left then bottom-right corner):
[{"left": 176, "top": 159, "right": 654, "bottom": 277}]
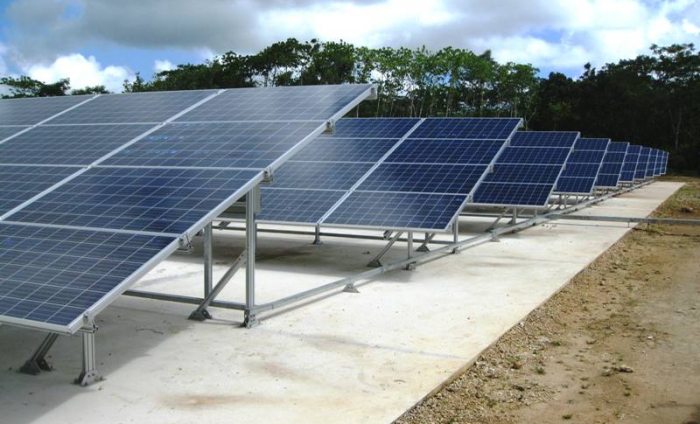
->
[{"left": 0, "top": 182, "right": 682, "bottom": 424}]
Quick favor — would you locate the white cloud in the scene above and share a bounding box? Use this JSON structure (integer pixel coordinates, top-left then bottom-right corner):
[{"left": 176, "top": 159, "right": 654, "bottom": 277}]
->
[
  {"left": 0, "top": 42, "right": 8, "bottom": 75},
  {"left": 154, "top": 59, "right": 175, "bottom": 73},
  {"left": 24, "top": 54, "right": 133, "bottom": 92}
]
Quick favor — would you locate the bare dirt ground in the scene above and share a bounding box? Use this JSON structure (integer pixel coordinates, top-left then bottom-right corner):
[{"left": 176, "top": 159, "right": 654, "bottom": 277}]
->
[{"left": 396, "top": 178, "right": 700, "bottom": 424}]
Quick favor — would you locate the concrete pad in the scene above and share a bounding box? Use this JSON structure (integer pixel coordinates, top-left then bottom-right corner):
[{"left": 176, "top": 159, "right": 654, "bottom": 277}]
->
[{"left": 0, "top": 182, "right": 682, "bottom": 424}]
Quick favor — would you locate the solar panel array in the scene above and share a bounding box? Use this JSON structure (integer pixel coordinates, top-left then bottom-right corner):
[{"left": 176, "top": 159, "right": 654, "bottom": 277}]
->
[
  {"left": 0, "top": 85, "right": 373, "bottom": 333},
  {"left": 554, "top": 138, "right": 610, "bottom": 194},
  {"left": 260, "top": 118, "right": 522, "bottom": 231},
  {"left": 635, "top": 147, "right": 652, "bottom": 180},
  {"left": 595, "top": 141, "right": 629, "bottom": 188},
  {"left": 619, "top": 144, "right": 641, "bottom": 183},
  {"left": 472, "top": 131, "right": 577, "bottom": 207}
]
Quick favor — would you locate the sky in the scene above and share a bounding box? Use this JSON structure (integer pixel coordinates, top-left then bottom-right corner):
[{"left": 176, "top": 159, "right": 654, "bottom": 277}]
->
[{"left": 0, "top": 0, "right": 698, "bottom": 92}]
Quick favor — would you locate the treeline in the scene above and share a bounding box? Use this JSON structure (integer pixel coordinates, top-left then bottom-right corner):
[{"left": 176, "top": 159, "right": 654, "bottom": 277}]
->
[{"left": 1, "top": 39, "right": 698, "bottom": 173}]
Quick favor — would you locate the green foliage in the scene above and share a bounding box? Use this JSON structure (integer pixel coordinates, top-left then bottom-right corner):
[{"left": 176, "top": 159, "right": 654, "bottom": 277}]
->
[
  {"left": 1, "top": 40, "right": 698, "bottom": 172},
  {"left": 72, "top": 85, "right": 109, "bottom": 95}
]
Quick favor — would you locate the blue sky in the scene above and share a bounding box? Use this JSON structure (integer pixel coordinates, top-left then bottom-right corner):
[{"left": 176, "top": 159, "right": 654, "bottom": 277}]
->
[{"left": 1, "top": 0, "right": 698, "bottom": 92}]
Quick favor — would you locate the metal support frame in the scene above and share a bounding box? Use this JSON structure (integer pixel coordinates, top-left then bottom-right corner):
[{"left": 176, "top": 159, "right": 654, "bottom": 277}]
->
[
  {"left": 510, "top": 207, "right": 518, "bottom": 224},
  {"left": 19, "top": 333, "right": 59, "bottom": 375},
  {"left": 313, "top": 224, "right": 322, "bottom": 245},
  {"left": 416, "top": 232, "right": 435, "bottom": 252},
  {"left": 189, "top": 251, "right": 246, "bottom": 321},
  {"left": 203, "top": 223, "right": 213, "bottom": 297},
  {"left": 367, "top": 231, "right": 404, "bottom": 267},
  {"left": 243, "top": 190, "right": 259, "bottom": 328},
  {"left": 405, "top": 232, "right": 415, "bottom": 270},
  {"left": 75, "top": 324, "right": 102, "bottom": 386}
]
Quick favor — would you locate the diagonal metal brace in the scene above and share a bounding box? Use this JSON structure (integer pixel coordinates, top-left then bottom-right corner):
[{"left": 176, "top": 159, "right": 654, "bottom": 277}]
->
[
  {"left": 189, "top": 250, "right": 247, "bottom": 321},
  {"left": 416, "top": 232, "right": 435, "bottom": 252},
  {"left": 19, "top": 333, "right": 59, "bottom": 375},
  {"left": 367, "top": 231, "right": 404, "bottom": 267}
]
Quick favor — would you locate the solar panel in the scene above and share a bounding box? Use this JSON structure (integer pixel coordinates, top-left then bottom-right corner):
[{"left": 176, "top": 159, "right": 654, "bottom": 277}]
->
[
  {"left": 8, "top": 167, "right": 262, "bottom": 234},
  {"left": 0, "top": 124, "right": 154, "bottom": 165},
  {"left": 510, "top": 131, "right": 580, "bottom": 147},
  {"left": 49, "top": 90, "right": 217, "bottom": 124},
  {"left": 272, "top": 162, "right": 373, "bottom": 190},
  {"left": 0, "top": 95, "right": 91, "bottom": 125},
  {"left": 555, "top": 137, "right": 609, "bottom": 195},
  {"left": 635, "top": 147, "right": 651, "bottom": 180},
  {"left": 594, "top": 141, "right": 629, "bottom": 188},
  {"left": 652, "top": 149, "right": 662, "bottom": 177},
  {"left": 0, "top": 166, "right": 78, "bottom": 216},
  {"left": 471, "top": 131, "right": 577, "bottom": 207},
  {"left": 323, "top": 191, "right": 468, "bottom": 231},
  {"left": 258, "top": 188, "right": 346, "bottom": 224},
  {"left": 408, "top": 118, "right": 521, "bottom": 139},
  {"left": 325, "top": 118, "right": 420, "bottom": 138},
  {"left": 290, "top": 137, "right": 400, "bottom": 163},
  {"left": 0, "top": 222, "right": 176, "bottom": 332},
  {"left": 619, "top": 144, "right": 641, "bottom": 182},
  {"left": 386, "top": 139, "right": 504, "bottom": 164},
  {"left": 662, "top": 151, "right": 669, "bottom": 174},
  {"left": 103, "top": 121, "right": 324, "bottom": 169},
  {"left": 175, "top": 84, "right": 373, "bottom": 122},
  {"left": 357, "top": 163, "right": 488, "bottom": 194}
]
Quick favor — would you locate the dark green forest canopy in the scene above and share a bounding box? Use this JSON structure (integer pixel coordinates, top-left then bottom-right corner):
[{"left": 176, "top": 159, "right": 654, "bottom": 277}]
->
[{"left": 1, "top": 39, "right": 697, "bottom": 173}]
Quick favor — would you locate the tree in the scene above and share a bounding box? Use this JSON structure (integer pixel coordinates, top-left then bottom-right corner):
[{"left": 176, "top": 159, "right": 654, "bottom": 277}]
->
[{"left": 0, "top": 76, "right": 70, "bottom": 98}]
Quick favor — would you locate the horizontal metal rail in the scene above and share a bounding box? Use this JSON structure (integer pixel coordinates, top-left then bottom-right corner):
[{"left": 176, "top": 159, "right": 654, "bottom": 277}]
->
[
  {"left": 124, "top": 289, "right": 246, "bottom": 311},
  {"left": 551, "top": 215, "right": 700, "bottom": 226}
]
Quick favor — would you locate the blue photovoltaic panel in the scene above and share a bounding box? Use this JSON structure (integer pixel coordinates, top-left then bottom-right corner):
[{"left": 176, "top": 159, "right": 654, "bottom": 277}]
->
[
  {"left": 472, "top": 183, "right": 554, "bottom": 207},
  {"left": 325, "top": 118, "right": 420, "bottom": 138},
  {"left": 471, "top": 131, "right": 577, "bottom": 207},
  {"left": 8, "top": 167, "right": 261, "bottom": 234},
  {"left": 176, "top": 84, "right": 372, "bottom": 122},
  {"left": 0, "top": 222, "right": 175, "bottom": 329},
  {"left": 653, "top": 150, "right": 662, "bottom": 177},
  {"left": 272, "top": 161, "right": 373, "bottom": 190},
  {"left": 483, "top": 164, "right": 563, "bottom": 184},
  {"left": 408, "top": 118, "right": 521, "bottom": 139},
  {"left": 555, "top": 137, "right": 609, "bottom": 194},
  {"left": 663, "top": 152, "right": 669, "bottom": 174},
  {"left": 0, "top": 124, "right": 154, "bottom": 165},
  {"left": 103, "top": 121, "right": 323, "bottom": 169},
  {"left": 288, "top": 137, "right": 399, "bottom": 163},
  {"left": 258, "top": 188, "right": 346, "bottom": 223},
  {"left": 496, "top": 147, "right": 571, "bottom": 164},
  {"left": 595, "top": 141, "right": 629, "bottom": 188},
  {"left": 386, "top": 139, "right": 504, "bottom": 164},
  {"left": 510, "top": 131, "right": 580, "bottom": 147},
  {"left": 635, "top": 147, "right": 651, "bottom": 179},
  {"left": 0, "top": 95, "right": 90, "bottom": 126},
  {"left": 0, "top": 127, "right": 29, "bottom": 141},
  {"left": 324, "top": 191, "right": 467, "bottom": 231},
  {"left": 619, "top": 144, "right": 641, "bottom": 182},
  {"left": 0, "top": 166, "right": 78, "bottom": 215},
  {"left": 357, "top": 163, "right": 487, "bottom": 194},
  {"left": 645, "top": 149, "right": 656, "bottom": 178},
  {"left": 49, "top": 90, "right": 216, "bottom": 124}
]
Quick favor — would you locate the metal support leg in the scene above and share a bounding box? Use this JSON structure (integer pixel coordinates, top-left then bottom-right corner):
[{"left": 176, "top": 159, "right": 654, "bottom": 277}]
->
[
  {"left": 382, "top": 230, "right": 392, "bottom": 239},
  {"left": 367, "top": 231, "right": 403, "bottom": 267},
  {"left": 243, "top": 190, "right": 259, "bottom": 328},
  {"left": 405, "top": 232, "right": 416, "bottom": 270},
  {"left": 189, "top": 250, "right": 246, "bottom": 321},
  {"left": 312, "top": 224, "right": 322, "bottom": 245},
  {"left": 75, "top": 326, "right": 102, "bottom": 386},
  {"left": 203, "top": 223, "right": 213, "bottom": 298},
  {"left": 20, "top": 333, "right": 59, "bottom": 375},
  {"left": 416, "top": 232, "right": 435, "bottom": 252},
  {"left": 510, "top": 207, "right": 518, "bottom": 225}
]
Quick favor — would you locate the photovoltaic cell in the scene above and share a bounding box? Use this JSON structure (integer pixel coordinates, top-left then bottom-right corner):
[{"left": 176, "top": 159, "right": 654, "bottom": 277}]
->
[
  {"left": 8, "top": 167, "right": 262, "bottom": 234},
  {"left": 635, "top": 147, "right": 651, "bottom": 179},
  {"left": 326, "top": 118, "right": 420, "bottom": 138},
  {"left": 0, "top": 166, "right": 78, "bottom": 215},
  {"left": 484, "top": 164, "right": 563, "bottom": 184},
  {"left": 595, "top": 141, "right": 629, "bottom": 188},
  {"left": 0, "top": 222, "right": 175, "bottom": 329},
  {"left": 408, "top": 118, "right": 521, "bottom": 139},
  {"left": 0, "top": 124, "right": 154, "bottom": 165},
  {"left": 386, "top": 139, "right": 504, "bottom": 164},
  {"left": 0, "top": 127, "right": 29, "bottom": 141},
  {"left": 357, "top": 163, "right": 487, "bottom": 194},
  {"left": 496, "top": 147, "right": 571, "bottom": 164},
  {"left": 49, "top": 90, "right": 216, "bottom": 124},
  {"left": 510, "top": 131, "right": 580, "bottom": 147},
  {"left": 103, "top": 121, "right": 323, "bottom": 169},
  {"left": 0, "top": 95, "right": 91, "bottom": 126},
  {"left": 258, "top": 188, "right": 346, "bottom": 223},
  {"left": 176, "top": 84, "right": 372, "bottom": 122},
  {"left": 287, "top": 137, "right": 399, "bottom": 163},
  {"left": 555, "top": 137, "right": 609, "bottom": 194},
  {"left": 324, "top": 191, "right": 467, "bottom": 231},
  {"left": 272, "top": 162, "right": 373, "bottom": 190},
  {"left": 472, "top": 183, "right": 554, "bottom": 207}
]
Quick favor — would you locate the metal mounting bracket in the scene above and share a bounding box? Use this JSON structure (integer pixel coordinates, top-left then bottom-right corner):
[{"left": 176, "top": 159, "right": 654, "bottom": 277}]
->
[
  {"left": 19, "top": 333, "right": 59, "bottom": 375},
  {"left": 75, "top": 323, "right": 102, "bottom": 386}
]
